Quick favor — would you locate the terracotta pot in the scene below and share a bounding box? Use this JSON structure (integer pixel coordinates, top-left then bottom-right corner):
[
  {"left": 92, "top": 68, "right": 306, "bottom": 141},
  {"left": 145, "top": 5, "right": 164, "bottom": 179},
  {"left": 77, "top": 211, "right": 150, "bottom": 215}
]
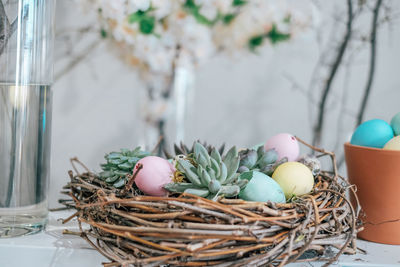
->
[{"left": 344, "top": 142, "right": 400, "bottom": 245}]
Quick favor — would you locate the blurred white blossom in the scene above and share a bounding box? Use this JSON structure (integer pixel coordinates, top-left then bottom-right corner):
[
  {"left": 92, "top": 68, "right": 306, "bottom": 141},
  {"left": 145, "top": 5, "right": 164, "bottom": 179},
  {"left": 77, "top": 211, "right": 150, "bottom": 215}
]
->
[{"left": 84, "top": 0, "right": 316, "bottom": 77}]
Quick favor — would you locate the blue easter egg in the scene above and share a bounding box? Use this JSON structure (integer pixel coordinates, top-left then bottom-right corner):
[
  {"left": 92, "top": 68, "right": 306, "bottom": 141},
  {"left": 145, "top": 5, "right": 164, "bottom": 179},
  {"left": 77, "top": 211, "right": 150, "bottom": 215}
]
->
[
  {"left": 238, "top": 171, "right": 286, "bottom": 203},
  {"left": 350, "top": 119, "right": 394, "bottom": 148}
]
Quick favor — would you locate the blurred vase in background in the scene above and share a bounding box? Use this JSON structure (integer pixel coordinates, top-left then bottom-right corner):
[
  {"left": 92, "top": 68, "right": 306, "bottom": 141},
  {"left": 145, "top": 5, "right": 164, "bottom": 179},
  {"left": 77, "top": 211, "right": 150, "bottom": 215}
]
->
[
  {"left": 0, "top": 0, "right": 55, "bottom": 237},
  {"left": 138, "top": 55, "right": 195, "bottom": 154}
]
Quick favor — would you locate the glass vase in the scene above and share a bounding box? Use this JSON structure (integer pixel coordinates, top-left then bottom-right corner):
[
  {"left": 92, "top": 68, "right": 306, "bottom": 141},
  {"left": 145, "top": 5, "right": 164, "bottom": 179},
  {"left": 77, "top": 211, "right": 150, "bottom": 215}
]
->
[
  {"left": 139, "top": 63, "right": 194, "bottom": 155},
  {"left": 0, "top": 0, "right": 55, "bottom": 237}
]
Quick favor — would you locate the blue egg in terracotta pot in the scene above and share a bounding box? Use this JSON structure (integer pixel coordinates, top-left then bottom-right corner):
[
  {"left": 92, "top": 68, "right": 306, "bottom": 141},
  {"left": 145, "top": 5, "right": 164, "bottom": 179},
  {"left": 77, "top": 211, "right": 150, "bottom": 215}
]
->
[
  {"left": 350, "top": 119, "right": 394, "bottom": 148},
  {"left": 238, "top": 171, "right": 286, "bottom": 203}
]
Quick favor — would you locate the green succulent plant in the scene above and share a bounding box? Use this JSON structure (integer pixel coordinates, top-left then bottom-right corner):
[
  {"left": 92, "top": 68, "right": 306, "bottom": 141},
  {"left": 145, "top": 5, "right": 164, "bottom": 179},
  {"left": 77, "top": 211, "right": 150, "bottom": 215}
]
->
[
  {"left": 164, "top": 141, "right": 225, "bottom": 159},
  {"left": 238, "top": 146, "right": 287, "bottom": 176},
  {"left": 164, "top": 142, "right": 247, "bottom": 200},
  {"left": 98, "top": 147, "right": 151, "bottom": 188}
]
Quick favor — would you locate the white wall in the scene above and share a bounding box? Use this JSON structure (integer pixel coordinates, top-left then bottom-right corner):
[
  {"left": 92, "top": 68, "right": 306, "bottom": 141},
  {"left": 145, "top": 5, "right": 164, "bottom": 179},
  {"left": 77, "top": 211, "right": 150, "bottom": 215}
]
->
[{"left": 49, "top": 0, "right": 400, "bottom": 207}]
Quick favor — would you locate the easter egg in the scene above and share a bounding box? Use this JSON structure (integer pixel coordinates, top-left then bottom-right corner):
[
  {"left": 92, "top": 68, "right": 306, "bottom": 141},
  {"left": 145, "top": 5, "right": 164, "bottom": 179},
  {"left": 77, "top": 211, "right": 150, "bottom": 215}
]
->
[
  {"left": 391, "top": 112, "right": 400, "bottom": 136},
  {"left": 265, "top": 133, "right": 299, "bottom": 161},
  {"left": 238, "top": 171, "right": 285, "bottom": 203},
  {"left": 272, "top": 162, "right": 314, "bottom": 199},
  {"left": 134, "top": 156, "right": 174, "bottom": 196},
  {"left": 350, "top": 119, "right": 394, "bottom": 148},
  {"left": 383, "top": 136, "right": 400, "bottom": 151}
]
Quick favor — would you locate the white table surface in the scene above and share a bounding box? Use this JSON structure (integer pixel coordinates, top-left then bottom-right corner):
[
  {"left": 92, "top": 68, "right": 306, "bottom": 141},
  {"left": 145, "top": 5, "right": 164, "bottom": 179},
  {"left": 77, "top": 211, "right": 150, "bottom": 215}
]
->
[{"left": 0, "top": 211, "right": 399, "bottom": 267}]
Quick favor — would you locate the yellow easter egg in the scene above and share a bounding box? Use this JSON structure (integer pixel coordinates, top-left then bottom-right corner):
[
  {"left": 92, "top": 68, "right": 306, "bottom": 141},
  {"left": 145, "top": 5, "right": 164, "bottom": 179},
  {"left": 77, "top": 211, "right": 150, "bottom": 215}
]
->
[
  {"left": 272, "top": 162, "right": 314, "bottom": 199},
  {"left": 383, "top": 136, "right": 400, "bottom": 151}
]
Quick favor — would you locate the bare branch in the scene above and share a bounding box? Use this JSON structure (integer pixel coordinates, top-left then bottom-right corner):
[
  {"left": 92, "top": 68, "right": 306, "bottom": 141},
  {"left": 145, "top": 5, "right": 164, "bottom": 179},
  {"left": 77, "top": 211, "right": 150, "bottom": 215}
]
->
[
  {"left": 356, "top": 0, "right": 383, "bottom": 126},
  {"left": 9, "top": 17, "right": 17, "bottom": 33},
  {"left": 312, "top": 0, "right": 354, "bottom": 147},
  {"left": 0, "top": 1, "right": 11, "bottom": 55},
  {"left": 54, "top": 38, "right": 101, "bottom": 82},
  {"left": 0, "top": 1, "right": 9, "bottom": 28},
  {"left": 0, "top": 2, "right": 27, "bottom": 56}
]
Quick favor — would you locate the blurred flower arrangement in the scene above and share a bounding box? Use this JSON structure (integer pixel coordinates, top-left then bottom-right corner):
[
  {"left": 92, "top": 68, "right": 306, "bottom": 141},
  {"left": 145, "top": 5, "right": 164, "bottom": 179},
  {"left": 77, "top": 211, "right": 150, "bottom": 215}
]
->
[{"left": 83, "top": 0, "right": 315, "bottom": 151}]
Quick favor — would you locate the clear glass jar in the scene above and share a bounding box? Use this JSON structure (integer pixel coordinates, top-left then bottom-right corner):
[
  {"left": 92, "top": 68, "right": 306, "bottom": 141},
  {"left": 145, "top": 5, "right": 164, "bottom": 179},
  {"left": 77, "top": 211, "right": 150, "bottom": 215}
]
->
[{"left": 0, "top": 0, "right": 55, "bottom": 237}]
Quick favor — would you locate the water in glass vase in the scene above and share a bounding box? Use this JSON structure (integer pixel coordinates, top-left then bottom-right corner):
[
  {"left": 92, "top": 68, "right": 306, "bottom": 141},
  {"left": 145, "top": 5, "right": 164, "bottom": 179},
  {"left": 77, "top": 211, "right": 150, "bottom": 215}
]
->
[{"left": 0, "top": 84, "right": 52, "bottom": 238}]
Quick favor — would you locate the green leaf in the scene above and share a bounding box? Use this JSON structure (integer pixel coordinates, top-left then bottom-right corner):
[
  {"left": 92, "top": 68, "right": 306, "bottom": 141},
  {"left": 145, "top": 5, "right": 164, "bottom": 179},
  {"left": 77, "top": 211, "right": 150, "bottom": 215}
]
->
[
  {"left": 208, "top": 179, "right": 221, "bottom": 194},
  {"left": 218, "top": 163, "right": 228, "bottom": 183},
  {"left": 107, "top": 153, "right": 121, "bottom": 159},
  {"left": 256, "top": 145, "right": 266, "bottom": 158},
  {"left": 222, "top": 13, "right": 236, "bottom": 24},
  {"left": 128, "top": 10, "right": 145, "bottom": 24},
  {"left": 120, "top": 148, "right": 130, "bottom": 154},
  {"left": 267, "top": 24, "right": 291, "bottom": 45},
  {"left": 223, "top": 146, "right": 238, "bottom": 162},
  {"left": 197, "top": 154, "right": 209, "bottom": 169},
  {"left": 183, "top": 0, "right": 215, "bottom": 26},
  {"left": 113, "top": 179, "right": 126, "bottom": 188},
  {"left": 119, "top": 156, "right": 129, "bottom": 162},
  {"left": 113, "top": 170, "right": 129, "bottom": 176},
  {"left": 136, "top": 151, "right": 151, "bottom": 157},
  {"left": 109, "top": 159, "right": 123, "bottom": 165},
  {"left": 223, "top": 146, "right": 239, "bottom": 181},
  {"left": 139, "top": 16, "right": 155, "bottom": 35},
  {"left": 256, "top": 149, "right": 278, "bottom": 168},
  {"left": 248, "top": 35, "right": 264, "bottom": 51},
  {"left": 177, "top": 160, "right": 202, "bottom": 186},
  {"left": 184, "top": 188, "right": 209, "bottom": 198},
  {"left": 200, "top": 168, "right": 212, "bottom": 186},
  {"left": 238, "top": 171, "right": 254, "bottom": 181},
  {"left": 106, "top": 175, "right": 120, "bottom": 183},
  {"left": 237, "top": 179, "right": 248, "bottom": 190},
  {"left": 233, "top": 0, "right": 247, "bottom": 6},
  {"left": 128, "top": 157, "right": 140, "bottom": 164},
  {"left": 132, "top": 147, "right": 142, "bottom": 154},
  {"left": 225, "top": 173, "right": 240, "bottom": 185},
  {"left": 118, "top": 163, "right": 133, "bottom": 171},
  {"left": 100, "top": 163, "right": 111, "bottom": 170},
  {"left": 99, "top": 171, "right": 113, "bottom": 179},
  {"left": 183, "top": 0, "right": 197, "bottom": 9},
  {"left": 164, "top": 183, "right": 196, "bottom": 193},
  {"left": 207, "top": 166, "right": 216, "bottom": 180},
  {"left": 194, "top": 143, "right": 211, "bottom": 166},
  {"left": 100, "top": 29, "right": 107, "bottom": 38},
  {"left": 227, "top": 158, "right": 239, "bottom": 180},
  {"left": 220, "top": 185, "right": 240, "bottom": 197},
  {"left": 284, "top": 15, "right": 291, "bottom": 24},
  {"left": 194, "top": 13, "right": 214, "bottom": 26},
  {"left": 210, "top": 158, "right": 221, "bottom": 178},
  {"left": 210, "top": 148, "right": 222, "bottom": 164}
]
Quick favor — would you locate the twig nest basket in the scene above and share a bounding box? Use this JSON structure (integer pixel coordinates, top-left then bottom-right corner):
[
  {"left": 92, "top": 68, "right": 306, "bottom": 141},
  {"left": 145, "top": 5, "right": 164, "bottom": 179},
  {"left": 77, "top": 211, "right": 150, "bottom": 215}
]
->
[{"left": 61, "top": 138, "right": 362, "bottom": 267}]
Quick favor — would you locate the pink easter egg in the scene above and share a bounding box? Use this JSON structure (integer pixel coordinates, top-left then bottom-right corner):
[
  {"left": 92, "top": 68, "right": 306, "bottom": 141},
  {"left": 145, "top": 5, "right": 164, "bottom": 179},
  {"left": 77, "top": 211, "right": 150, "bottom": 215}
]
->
[
  {"left": 265, "top": 133, "right": 300, "bottom": 162},
  {"left": 134, "top": 156, "right": 174, "bottom": 196}
]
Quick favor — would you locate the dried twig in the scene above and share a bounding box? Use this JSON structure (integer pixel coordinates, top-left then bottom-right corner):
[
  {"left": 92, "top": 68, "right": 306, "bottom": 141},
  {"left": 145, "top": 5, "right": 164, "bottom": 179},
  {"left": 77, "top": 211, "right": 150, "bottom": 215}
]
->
[
  {"left": 55, "top": 38, "right": 101, "bottom": 82},
  {"left": 312, "top": 0, "right": 354, "bottom": 147},
  {"left": 0, "top": 1, "right": 12, "bottom": 56},
  {"left": 0, "top": 1, "right": 26, "bottom": 56},
  {"left": 356, "top": 0, "right": 383, "bottom": 126}
]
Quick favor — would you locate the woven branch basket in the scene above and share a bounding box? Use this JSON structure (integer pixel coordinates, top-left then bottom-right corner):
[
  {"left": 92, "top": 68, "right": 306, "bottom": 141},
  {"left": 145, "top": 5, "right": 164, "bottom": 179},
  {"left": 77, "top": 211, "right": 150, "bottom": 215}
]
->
[{"left": 61, "top": 138, "right": 362, "bottom": 267}]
